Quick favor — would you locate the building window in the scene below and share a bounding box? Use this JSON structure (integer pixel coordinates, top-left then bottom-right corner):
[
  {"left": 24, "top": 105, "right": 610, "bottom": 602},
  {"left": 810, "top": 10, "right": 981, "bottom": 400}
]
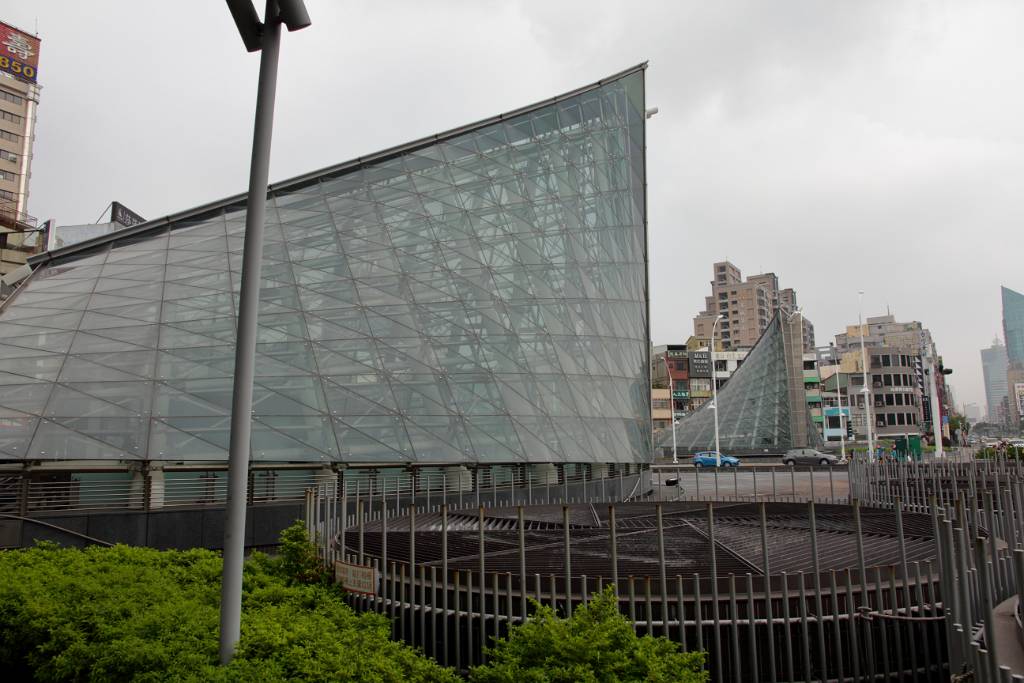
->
[
  {"left": 885, "top": 394, "right": 894, "bottom": 406},
  {"left": 0, "top": 168, "right": 15, "bottom": 183},
  {"left": 883, "top": 374, "right": 893, "bottom": 386},
  {"left": 886, "top": 414, "right": 897, "bottom": 426},
  {"left": 872, "top": 374, "right": 882, "bottom": 387},
  {"left": 0, "top": 150, "right": 16, "bottom": 164},
  {"left": 0, "top": 110, "right": 21, "bottom": 125},
  {"left": 882, "top": 355, "right": 892, "bottom": 367},
  {"left": 871, "top": 355, "right": 882, "bottom": 368},
  {"left": 652, "top": 399, "right": 670, "bottom": 409},
  {"left": 0, "top": 129, "right": 20, "bottom": 144},
  {"left": 896, "top": 413, "right": 906, "bottom": 425},
  {"left": 0, "top": 90, "right": 23, "bottom": 107},
  {"left": 0, "top": 189, "right": 15, "bottom": 201}
]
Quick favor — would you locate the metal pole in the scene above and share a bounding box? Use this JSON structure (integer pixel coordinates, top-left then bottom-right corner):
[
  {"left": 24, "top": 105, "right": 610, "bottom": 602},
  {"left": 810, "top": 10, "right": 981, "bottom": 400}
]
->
[
  {"left": 711, "top": 315, "right": 723, "bottom": 466},
  {"left": 663, "top": 356, "right": 679, "bottom": 464},
  {"left": 219, "top": 3, "right": 282, "bottom": 665},
  {"left": 858, "top": 291, "right": 875, "bottom": 459},
  {"left": 478, "top": 505, "right": 486, "bottom": 660},
  {"left": 518, "top": 505, "right": 527, "bottom": 620},
  {"left": 609, "top": 505, "right": 619, "bottom": 593},
  {"left": 837, "top": 368, "right": 847, "bottom": 461},
  {"left": 927, "top": 352, "right": 944, "bottom": 459},
  {"left": 563, "top": 505, "right": 572, "bottom": 617}
]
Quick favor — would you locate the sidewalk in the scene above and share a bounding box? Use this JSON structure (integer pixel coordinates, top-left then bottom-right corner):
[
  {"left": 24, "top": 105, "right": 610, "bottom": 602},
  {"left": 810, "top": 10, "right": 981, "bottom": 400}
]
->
[{"left": 991, "top": 596, "right": 1024, "bottom": 676}]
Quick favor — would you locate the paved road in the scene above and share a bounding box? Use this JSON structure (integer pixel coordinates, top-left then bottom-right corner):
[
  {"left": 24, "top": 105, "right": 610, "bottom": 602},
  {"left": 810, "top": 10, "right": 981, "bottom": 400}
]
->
[{"left": 650, "top": 465, "right": 849, "bottom": 502}]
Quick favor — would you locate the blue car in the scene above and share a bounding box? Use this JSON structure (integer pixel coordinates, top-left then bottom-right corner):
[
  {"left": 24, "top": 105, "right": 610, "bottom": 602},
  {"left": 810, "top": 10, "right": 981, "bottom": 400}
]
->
[{"left": 693, "top": 451, "right": 740, "bottom": 468}]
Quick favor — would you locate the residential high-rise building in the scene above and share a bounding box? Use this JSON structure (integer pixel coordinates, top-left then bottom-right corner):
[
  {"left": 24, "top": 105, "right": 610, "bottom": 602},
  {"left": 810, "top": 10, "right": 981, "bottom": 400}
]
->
[
  {"left": 980, "top": 338, "right": 1009, "bottom": 424},
  {"left": 0, "top": 20, "right": 41, "bottom": 278},
  {"left": 1003, "top": 286, "right": 1024, "bottom": 427},
  {"left": 651, "top": 340, "right": 746, "bottom": 419},
  {"left": 693, "top": 260, "right": 814, "bottom": 351}
]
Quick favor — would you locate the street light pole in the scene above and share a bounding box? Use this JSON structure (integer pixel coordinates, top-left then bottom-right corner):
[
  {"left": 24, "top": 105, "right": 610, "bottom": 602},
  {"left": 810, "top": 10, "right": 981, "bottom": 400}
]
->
[
  {"left": 662, "top": 355, "right": 678, "bottom": 464},
  {"left": 710, "top": 314, "right": 724, "bottom": 466},
  {"left": 858, "top": 291, "right": 875, "bottom": 460},
  {"left": 927, "top": 350, "right": 945, "bottom": 458},
  {"left": 220, "top": 0, "right": 310, "bottom": 666},
  {"left": 835, "top": 360, "right": 847, "bottom": 462}
]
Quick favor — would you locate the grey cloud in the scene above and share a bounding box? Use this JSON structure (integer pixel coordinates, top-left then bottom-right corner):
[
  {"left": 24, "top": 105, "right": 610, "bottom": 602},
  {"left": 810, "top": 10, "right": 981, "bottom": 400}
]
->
[{"left": 3, "top": 0, "right": 1020, "bottom": 409}]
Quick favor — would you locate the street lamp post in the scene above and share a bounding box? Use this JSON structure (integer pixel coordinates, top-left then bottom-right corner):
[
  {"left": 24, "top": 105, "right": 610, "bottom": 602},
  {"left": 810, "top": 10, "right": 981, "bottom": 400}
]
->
[
  {"left": 710, "top": 314, "right": 724, "bottom": 466},
  {"left": 662, "top": 356, "right": 678, "bottom": 465},
  {"left": 220, "top": 0, "right": 310, "bottom": 666},
  {"left": 835, "top": 363, "right": 847, "bottom": 462},
  {"left": 858, "top": 291, "right": 875, "bottom": 460},
  {"left": 926, "top": 351, "right": 945, "bottom": 458}
]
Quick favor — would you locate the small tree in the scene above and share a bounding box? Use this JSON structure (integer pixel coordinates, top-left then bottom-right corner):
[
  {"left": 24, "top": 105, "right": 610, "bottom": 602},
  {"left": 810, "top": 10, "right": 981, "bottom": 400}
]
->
[
  {"left": 470, "top": 586, "right": 706, "bottom": 683},
  {"left": 278, "top": 520, "right": 330, "bottom": 585}
]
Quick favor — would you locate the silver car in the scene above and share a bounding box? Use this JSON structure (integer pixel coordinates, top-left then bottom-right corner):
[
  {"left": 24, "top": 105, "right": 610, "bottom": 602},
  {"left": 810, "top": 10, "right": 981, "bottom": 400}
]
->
[{"left": 782, "top": 448, "right": 837, "bottom": 466}]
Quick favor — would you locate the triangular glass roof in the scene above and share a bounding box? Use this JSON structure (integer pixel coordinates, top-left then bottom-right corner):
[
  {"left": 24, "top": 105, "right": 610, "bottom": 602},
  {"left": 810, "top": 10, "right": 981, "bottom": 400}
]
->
[
  {"left": 0, "top": 66, "right": 650, "bottom": 465},
  {"left": 655, "top": 314, "right": 824, "bottom": 452}
]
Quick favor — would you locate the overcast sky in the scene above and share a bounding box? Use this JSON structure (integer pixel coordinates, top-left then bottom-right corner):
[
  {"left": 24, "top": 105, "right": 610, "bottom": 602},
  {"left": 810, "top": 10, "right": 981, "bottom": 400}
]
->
[{"left": 2, "top": 0, "right": 1021, "bottom": 412}]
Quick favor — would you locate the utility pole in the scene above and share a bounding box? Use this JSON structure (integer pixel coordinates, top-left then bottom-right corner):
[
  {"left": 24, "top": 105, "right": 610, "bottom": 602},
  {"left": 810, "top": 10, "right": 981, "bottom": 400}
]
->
[
  {"left": 858, "top": 291, "right": 875, "bottom": 459},
  {"left": 219, "top": 0, "right": 310, "bottom": 665}
]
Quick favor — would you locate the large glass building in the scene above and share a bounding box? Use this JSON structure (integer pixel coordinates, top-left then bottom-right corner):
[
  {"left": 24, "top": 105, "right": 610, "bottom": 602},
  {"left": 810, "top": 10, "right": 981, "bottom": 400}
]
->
[
  {"left": 0, "top": 65, "right": 650, "bottom": 468},
  {"left": 1004, "top": 286, "right": 1024, "bottom": 426}
]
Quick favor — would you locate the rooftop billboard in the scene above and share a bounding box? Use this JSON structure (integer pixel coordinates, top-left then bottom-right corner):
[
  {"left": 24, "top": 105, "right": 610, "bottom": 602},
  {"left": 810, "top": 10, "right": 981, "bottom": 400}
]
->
[{"left": 0, "top": 21, "right": 39, "bottom": 84}]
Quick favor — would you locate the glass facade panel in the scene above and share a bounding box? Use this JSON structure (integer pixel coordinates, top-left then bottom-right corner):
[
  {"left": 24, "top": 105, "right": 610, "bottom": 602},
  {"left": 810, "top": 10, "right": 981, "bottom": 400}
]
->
[
  {"left": 658, "top": 316, "right": 823, "bottom": 452},
  {"left": 0, "top": 67, "right": 649, "bottom": 465}
]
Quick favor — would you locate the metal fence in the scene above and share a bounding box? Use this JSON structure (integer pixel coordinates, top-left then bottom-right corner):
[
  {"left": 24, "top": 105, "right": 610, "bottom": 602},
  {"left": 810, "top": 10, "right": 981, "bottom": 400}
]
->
[
  {"left": 302, "top": 457, "right": 1024, "bottom": 681},
  {"left": 850, "top": 455, "right": 1024, "bottom": 681},
  {"left": 306, "top": 481, "right": 950, "bottom": 680},
  {"left": 650, "top": 464, "right": 848, "bottom": 504}
]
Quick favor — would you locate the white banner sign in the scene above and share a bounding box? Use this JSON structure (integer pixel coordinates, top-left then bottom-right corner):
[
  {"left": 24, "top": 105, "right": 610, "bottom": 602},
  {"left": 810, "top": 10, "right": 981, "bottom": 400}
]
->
[{"left": 334, "top": 560, "right": 378, "bottom": 595}]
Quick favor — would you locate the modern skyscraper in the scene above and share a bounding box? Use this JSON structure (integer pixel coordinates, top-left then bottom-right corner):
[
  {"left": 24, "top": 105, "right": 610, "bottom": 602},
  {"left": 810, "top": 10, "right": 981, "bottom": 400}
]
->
[
  {"left": 0, "top": 65, "right": 651, "bottom": 468},
  {"left": 1003, "top": 286, "right": 1024, "bottom": 427},
  {"left": 980, "top": 338, "right": 1009, "bottom": 424},
  {"left": 0, "top": 20, "right": 41, "bottom": 277},
  {"left": 693, "top": 260, "right": 814, "bottom": 351}
]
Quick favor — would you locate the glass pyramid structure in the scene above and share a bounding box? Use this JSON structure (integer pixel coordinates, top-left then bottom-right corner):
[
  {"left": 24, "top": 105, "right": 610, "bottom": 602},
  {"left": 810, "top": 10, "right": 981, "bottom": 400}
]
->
[
  {"left": 0, "top": 66, "right": 650, "bottom": 465},
  {"left": 655, "top": 314, "right": 822, "bottom": 452}
]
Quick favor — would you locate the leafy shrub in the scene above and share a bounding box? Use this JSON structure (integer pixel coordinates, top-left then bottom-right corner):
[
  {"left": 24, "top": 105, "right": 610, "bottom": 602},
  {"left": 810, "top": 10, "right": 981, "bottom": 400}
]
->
[
  {"left": 0, "top": 539, "right": 457, "bottom": 682},
  {"left": 278, "top": 519, "right": 330, "bottom": 585},
  {"left": 977, "top": 445, "right": 1024, "bottom": 460},
  {"left": 470, "top": 586, "right": 707, "bottom": 683}
]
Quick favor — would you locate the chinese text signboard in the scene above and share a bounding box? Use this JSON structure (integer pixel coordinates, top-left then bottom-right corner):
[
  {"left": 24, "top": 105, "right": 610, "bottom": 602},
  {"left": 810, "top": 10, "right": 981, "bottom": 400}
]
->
[
  {"left": 689, "top": 351, "right": 711, "bottom": 377},
  {"left": 111, "top": 201, "right": 146, "bottom": 228},
  {"left": 334, "top": 560, "right": 377, "bottom": 596},
  {"left": 0, "top": 22, "right": 39, "bottom": 84}
]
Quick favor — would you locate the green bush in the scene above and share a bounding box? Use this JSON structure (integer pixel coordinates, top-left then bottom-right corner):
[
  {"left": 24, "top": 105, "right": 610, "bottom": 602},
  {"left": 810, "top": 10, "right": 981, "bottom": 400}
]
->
[
  {"left": 977, "top": 445, "right": 1024, "bottom": 460},
  {"left": 277, "top": 520, "right": 330, "bottom": 585},
  {"left": 0, "top": 537, "right": 457, "bottom": 682},
  {"left": 470, "top": 587, "right": 707, "bottom": 683}
]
